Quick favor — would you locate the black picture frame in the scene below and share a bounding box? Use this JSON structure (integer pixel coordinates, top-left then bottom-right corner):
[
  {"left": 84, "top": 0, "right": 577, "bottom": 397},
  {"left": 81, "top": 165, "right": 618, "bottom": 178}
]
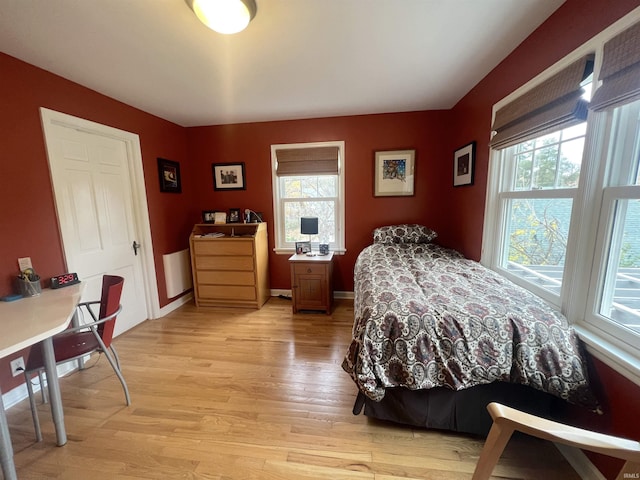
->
[
  {"left": 157, "top": 158, "right": 182, "bottom": 193},
  {"left": 295, "top": 241, "right": 311, "bottom": 254},
  {"left": 202, "top": 210, "right": 217, "bottom": 223},
  {"left": 228, "top": 208, "right": 241, "bottom": 223},
  {"left": 212, "top": 162, "right": 246, "bottom": 191},
  {"left": 453, "top": 141, "right": 476, "bottom": 187}
]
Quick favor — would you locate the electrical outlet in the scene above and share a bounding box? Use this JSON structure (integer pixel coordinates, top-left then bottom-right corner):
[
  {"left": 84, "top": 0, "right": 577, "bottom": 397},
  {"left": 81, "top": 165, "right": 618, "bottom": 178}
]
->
[{"left": 10, "top": 357, "right": 25, "bottom": 377}]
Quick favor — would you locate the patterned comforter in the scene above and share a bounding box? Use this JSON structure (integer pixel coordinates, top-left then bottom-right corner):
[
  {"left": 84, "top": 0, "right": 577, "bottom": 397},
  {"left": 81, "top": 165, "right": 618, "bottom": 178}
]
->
[{"left": 342, "top": 243, "right": 599, "bottom": 410}]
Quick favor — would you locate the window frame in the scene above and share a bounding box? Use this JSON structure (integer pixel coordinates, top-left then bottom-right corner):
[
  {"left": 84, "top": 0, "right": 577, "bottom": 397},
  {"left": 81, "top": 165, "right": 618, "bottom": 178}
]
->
[
  {"left": 486, "top": 141, "right": 583, "bottom": 307},
  {"left": 482, "top": 10, "right": 640, "bottom": 386},
  {"left": 270, "top": 140, "right": 346, "bottom": 254},
  {"left": 583, "top": 100, "right": 640, "bottom": 351}
]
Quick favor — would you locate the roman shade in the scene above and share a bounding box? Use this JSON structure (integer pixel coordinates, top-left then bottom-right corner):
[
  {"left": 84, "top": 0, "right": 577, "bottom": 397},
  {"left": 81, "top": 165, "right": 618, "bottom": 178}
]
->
[
  {"left": 275, "top": 146, "right": 339, "bottom": 176},
  {"left": 490, "top": 54, "right": 594, "bottom": 149},
  {"left": 590, "top": 21, "right": 640, "bottom": 111}
]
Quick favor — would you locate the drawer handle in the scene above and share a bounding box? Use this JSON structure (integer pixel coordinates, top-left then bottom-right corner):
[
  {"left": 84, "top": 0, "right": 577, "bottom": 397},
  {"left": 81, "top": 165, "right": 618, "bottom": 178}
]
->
[{"left": 307, "top": 268, "right": 312, "bottom": 273}]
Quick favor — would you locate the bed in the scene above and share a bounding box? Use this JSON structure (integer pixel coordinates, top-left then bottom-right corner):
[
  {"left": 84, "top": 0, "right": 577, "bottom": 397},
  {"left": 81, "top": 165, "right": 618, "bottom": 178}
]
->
[{"left": 341, "top": 224, "right": 600, "bottom": 436}]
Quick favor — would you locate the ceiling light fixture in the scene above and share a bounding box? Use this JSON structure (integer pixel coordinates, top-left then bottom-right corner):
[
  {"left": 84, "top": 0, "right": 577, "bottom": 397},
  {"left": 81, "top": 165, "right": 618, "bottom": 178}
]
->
[{"left": 185, "top": 0, "right": 257, "bottom": 35}]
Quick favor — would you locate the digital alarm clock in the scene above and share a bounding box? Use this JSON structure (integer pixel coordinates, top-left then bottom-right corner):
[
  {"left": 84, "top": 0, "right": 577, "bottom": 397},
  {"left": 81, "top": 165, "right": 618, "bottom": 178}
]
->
[{"left": 50, "top": 272, "right": 81, "bottom": 289}]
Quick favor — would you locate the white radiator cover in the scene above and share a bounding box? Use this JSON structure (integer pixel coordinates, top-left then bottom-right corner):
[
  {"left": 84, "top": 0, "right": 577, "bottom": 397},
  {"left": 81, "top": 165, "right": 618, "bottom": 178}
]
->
[{"left": 163, "top": 249, "right": 192, "bottom": 298}]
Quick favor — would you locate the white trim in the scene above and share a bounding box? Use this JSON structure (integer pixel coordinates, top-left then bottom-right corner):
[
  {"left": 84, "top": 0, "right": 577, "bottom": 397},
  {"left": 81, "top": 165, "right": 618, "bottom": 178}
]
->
[
  {"left": 157, "top": 292, "right": 194, "bottom": 318},
  {"left": 270, "top": 140, "right": 346, "bottom": 253},
  {"left": 483, "top": 8, "right": 640, "bottom": 377},
  {"left": 576, "top": 324, "right": 640, "bottom": 387},
  {"left": 2, "top": 362, "right": 78, "bottom": 410},
  {"left": 270, "top": 289, "right": 354, "bottom": 300},
  {"left": 334, "top": 290, "right": 354, "bottom": 300},
  {"left": 39, "top": 108, "right": 160, "bottom": 320},
  {"left": 273, "top": 248, "right": 346, "bottom": 255}
]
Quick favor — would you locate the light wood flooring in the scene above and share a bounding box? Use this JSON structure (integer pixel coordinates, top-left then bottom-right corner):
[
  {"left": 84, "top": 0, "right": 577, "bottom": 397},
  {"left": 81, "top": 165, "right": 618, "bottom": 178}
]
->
[{"left": 6, "top": 297, "right": 580, "bottom": 479}]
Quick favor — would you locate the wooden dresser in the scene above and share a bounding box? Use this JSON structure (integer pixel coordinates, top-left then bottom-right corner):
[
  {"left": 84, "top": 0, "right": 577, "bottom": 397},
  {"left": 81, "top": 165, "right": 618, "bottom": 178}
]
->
[
  {"left": 289, "top": 252, "right": 334, "bottom": 314},
  {"left": 189, "top": 223, "right": 269, "bottom": 308}
]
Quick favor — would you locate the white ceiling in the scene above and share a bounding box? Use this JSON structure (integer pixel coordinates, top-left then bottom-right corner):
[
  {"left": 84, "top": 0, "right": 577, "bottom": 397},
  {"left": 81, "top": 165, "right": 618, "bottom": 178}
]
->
[{"left": 0, "top": 0, "right": 564, "bottom": 127}]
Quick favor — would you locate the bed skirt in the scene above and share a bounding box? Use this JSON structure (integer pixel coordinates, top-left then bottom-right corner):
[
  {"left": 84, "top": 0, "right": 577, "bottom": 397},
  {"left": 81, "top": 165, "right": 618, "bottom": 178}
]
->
[{"left": 352, "top": 382, "right": 561, "bottom": 437}]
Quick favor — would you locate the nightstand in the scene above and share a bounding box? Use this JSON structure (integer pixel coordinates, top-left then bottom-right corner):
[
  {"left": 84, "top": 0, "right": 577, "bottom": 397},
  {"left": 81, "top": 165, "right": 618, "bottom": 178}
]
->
[{"left": 289, "top": 252, "right": 334, "bottom": 314}]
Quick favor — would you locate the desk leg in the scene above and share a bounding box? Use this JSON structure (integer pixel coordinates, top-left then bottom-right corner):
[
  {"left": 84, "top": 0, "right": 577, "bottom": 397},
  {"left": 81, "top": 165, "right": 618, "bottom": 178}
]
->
[
  {"left": 0, "top": 385, "right": 18, "bottom": 480},
  {"left": 42, "top": 338, "right": 67, "bottom": 446}
]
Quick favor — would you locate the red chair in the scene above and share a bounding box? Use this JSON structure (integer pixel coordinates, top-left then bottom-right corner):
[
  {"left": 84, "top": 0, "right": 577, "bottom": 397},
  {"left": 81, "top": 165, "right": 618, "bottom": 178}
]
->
[{"left": 23, "top": 275, "right": 131, "bottom": 441}]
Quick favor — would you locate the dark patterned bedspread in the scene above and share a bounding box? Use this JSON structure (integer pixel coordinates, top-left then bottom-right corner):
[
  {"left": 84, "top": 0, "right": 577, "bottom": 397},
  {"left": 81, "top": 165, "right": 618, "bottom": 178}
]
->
[{"left": 342, "top": 243, "right": 599, "bottom": 410}]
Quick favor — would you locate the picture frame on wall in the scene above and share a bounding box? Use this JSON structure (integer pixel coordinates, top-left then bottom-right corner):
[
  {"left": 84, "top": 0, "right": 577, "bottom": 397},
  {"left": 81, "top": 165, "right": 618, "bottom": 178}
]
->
[
  {"left": 453, "top": 141, "right": 476, "bottom": 187},
  {"left": 157, "top": 158, "right": 182, "bottom": 193},
  {"left": 374, "top": 150, "right": 415, "bottom": 197},
  {"left": 212, "top": 162, "right": 246, "bottom": 191}
]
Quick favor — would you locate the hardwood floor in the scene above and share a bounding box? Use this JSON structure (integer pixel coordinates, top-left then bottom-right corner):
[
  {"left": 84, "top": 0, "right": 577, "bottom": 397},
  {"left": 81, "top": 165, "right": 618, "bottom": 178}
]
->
[{"left": 6, "top": 297, "right": 580, "bottom": 479}]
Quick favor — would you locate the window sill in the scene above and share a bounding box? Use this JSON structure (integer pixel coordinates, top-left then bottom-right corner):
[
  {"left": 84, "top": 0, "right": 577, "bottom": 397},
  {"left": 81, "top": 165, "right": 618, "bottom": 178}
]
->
[
  {"left": 574, "top": 324, "right": 640, "bottom": 388},
  {"left": 274, "top": 248, "right": 346, "bottom": 255}
]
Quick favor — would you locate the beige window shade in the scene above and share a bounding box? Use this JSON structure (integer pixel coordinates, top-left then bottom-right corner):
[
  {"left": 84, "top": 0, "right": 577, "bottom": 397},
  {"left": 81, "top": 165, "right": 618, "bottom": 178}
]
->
[
  {"left": 490, "top": 55, "right": 594, "bottom": 149},
  {"left": 590, "top": 21, "right": 640, "bottom": 111},
  {"left": 275, "top": 146, "right": 339, "bottom": 176}
]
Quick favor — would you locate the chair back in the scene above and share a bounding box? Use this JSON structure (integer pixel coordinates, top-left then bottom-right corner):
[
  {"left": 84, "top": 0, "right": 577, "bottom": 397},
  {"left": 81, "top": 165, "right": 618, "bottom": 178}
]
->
[{"left": 97, "top": 275, "right": 124, "bottom": 348}]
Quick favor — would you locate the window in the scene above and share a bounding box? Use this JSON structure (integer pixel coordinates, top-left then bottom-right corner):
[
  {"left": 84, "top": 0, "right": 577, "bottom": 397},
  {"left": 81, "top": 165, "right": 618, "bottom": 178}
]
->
[
  {"left": 271, "top": 141, "right": 345, "bottom": 253},
  {"left": 493, "top": 124, "right": 587, "bottom": 302},
  {"left": 586, "top": 99, "right": 640, "bottom": 345},
  {"left": 483, "top": 17, "right": 640, "bottom": 377},
  {"left": 483, "top": 54, "right": 594, "bottom": 305}
]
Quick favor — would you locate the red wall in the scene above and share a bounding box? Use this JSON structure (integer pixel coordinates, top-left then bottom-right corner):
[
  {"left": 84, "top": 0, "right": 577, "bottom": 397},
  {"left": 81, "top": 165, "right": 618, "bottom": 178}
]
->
[
  {"left": 187, "top": 111, "right": 454, "bottom": 292},
  {"left": 0, "top": 52, "right": 195, "bottom": 390},
  {"left": 448, "top": 0, "right": 640, "bottom": 260},
  {"left": 447, "top": 1, "right": 640, "bottom": 478},
  {"left": 2, "top": 3, "right": 640, "bottom": 477}
]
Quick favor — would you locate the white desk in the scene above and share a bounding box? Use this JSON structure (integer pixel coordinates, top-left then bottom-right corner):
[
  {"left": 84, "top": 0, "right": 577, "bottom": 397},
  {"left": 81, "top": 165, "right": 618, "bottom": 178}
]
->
[{"left": 0, "top": 284, "right": 83, "bottom": 480}]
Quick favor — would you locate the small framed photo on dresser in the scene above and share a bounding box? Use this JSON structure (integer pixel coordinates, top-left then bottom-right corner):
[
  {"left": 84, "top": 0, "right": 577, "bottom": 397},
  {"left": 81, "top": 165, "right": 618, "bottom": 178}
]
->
[
  {"left": 295, "top": 241, "right": 311, "bottom": 254},
  {"left": 202, "top": 210, "right": 217, "bottom": 223},
  {"left": 228, "top": 208, "right": 241, "bottom": 223}
]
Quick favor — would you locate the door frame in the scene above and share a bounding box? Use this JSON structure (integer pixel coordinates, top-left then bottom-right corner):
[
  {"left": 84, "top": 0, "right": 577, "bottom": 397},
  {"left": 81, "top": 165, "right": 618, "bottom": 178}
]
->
[{"left": 40, "top": 107, "right": 160, "bottom": 320}]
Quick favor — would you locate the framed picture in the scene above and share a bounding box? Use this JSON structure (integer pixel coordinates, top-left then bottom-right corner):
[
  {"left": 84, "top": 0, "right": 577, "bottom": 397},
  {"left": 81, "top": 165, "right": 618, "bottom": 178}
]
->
[
  {"left": 212, "top": 162, "right": 246, "bottom": 191},
  {"left": 214, "top": 212, "right": 227, "bottom": 224},
  {"left": 295, "top": 241, "right": 311, "bottom": 254},
  {"left": 453, "top": 141, "right": 476, "bottom": 187},
  {"left": 374, "top": 150, "right": 415, "bottom": 197},
  {"left": 202, "top": 210, "right": 217, "bottom": 223},
  {"left": 157, "top": 158, "right": 181, "bottom": 193},
  {"left": 228, "top": 208, "right": 241, "bottom": 223}
]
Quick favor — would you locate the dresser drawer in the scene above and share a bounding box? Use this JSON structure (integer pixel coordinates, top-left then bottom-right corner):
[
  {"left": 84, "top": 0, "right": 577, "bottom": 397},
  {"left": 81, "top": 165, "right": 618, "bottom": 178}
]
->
[
  {"left": 193, "top": 240, "right": 254, "bottom": 256},
  {"left": 195, "top": 255, "right": 254, "bottom": 271},
  {"left": 293, "top": 263, "right": 328, "bottom": 276},
  {"left": 198, "top": 285, "right": 257, "bottom": 301},
  {"left": 197, "top": 270, "right": 255, "bottom": 286}
]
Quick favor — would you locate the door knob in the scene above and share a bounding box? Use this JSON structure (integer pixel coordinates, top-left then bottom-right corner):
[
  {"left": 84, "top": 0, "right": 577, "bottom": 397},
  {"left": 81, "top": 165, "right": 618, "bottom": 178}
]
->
[{"left": 132, "top": 241, "right": 140, "bottom": 255}]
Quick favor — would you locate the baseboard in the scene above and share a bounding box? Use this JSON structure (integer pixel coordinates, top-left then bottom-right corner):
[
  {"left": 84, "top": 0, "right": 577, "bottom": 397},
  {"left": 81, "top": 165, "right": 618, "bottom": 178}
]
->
[
  {"left": 269, "top": 289, "right": 354, "bottom": 300},
  {"left": 2, "top": 361, "right": 78, "bottom": 410},
  {"left": 156, "top": 291, "right": 194, "bottom": 318},
  {"left": 334, "top": 290, "right": 354, "bottom": 300},
  {"left": 556, "top": 443, "right": 605, "bottom": 480}
]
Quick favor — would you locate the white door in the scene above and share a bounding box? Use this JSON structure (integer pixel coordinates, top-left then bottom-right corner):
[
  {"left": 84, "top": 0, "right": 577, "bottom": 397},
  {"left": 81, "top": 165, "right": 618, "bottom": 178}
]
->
[{"left": 41, "top": 109, "right": 154, "bottom": 336}]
